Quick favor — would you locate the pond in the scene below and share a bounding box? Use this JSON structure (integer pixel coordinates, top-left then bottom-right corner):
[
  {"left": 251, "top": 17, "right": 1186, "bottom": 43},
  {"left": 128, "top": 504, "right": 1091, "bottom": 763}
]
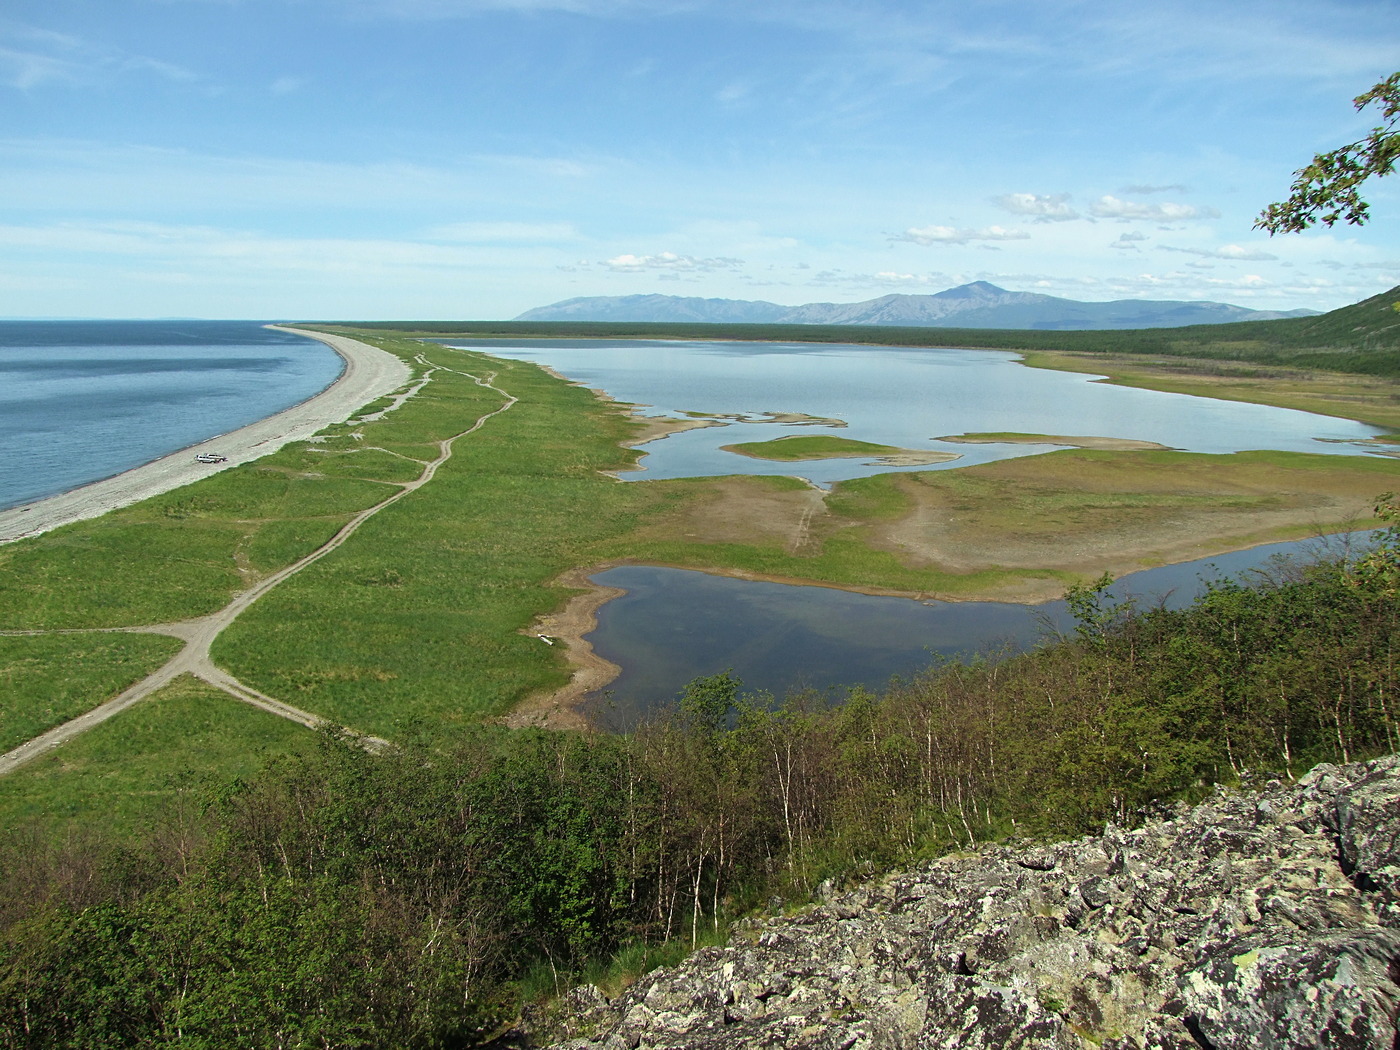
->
[
  {"left": 582, "top": 531, "right": 1380, "bottom": 730},
  {"left": 450, "top": 338, "right": 1384, "bottom": 486}
]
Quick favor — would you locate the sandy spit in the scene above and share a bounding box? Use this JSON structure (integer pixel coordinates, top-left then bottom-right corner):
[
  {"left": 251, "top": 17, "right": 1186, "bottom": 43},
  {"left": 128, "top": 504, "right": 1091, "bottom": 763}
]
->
[
  {"left": 501, "top": 565, "right": 628, "bottom": 731},
  {"left": 0, "top": 327, "right": 413, "bottom": 545}
]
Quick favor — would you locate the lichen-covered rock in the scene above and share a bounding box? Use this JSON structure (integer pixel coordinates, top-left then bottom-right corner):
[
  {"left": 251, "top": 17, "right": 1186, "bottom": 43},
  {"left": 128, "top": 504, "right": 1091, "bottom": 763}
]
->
[
  {"left": 1332, "top": 756, "right": 1400, "bottom": 918},
  {"left": 1181, "top": 928, "right": 1400, "bottom": 1050},
  {"left": 534, "top": 756, "right": 1400, "bottom": 1050}
]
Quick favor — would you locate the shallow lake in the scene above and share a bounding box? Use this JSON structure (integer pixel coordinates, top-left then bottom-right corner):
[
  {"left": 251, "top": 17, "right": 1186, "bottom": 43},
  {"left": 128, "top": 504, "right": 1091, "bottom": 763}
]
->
[
  {"left": 583, "top": 531, "right": 1380, "bottom": 730},
  {"left": 452, "top": 339, "right": 1384, "bottom": 485},
  {"left": 449, "top": 338, "right": 1390, "bottom": 725}
]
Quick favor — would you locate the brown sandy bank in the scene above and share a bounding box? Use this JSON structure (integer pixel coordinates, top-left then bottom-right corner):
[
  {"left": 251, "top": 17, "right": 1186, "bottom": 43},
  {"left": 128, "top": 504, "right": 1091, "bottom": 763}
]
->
[{"left": 501, "top": 566, "right": 628, "bottom": 731}]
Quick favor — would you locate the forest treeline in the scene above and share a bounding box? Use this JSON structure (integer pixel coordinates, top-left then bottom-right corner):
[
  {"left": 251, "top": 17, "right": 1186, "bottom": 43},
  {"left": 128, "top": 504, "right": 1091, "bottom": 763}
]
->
[{"left": 2, "top": 509, "right": 1398, "bottom": 1048}]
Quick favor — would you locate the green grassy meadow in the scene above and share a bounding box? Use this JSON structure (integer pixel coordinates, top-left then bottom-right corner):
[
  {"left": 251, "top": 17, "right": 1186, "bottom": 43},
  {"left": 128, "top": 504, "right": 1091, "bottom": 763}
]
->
[
  {"left": 0, "top": 632, "right": 182, "bottom": 753},
  {"left": 0, "top": 676, "right": 312, "bottom": 832},
  {"left": 721, "top": 435, "right": 911, "bottom": 460},
  {"left": 2, "top": 323, "right": 1399, "bottom": 835}
]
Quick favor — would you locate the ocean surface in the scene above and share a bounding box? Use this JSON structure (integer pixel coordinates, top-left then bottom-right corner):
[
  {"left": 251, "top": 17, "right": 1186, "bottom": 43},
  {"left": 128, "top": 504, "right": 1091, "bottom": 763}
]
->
[{"left": 0, "top": 321, "right": 343, "bottom": 511}]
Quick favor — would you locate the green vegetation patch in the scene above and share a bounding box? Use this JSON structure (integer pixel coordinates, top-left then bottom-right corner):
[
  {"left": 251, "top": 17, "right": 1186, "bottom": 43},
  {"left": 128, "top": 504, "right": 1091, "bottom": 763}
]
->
[
  {"left": 0, "top": 632, "right": 182, "bottom": 753},
  {"left": 212, "top": 344, "right": 666, "bottom": 737},
  {"left": 6, "top": 539, "right": 1399, "bottom": 1046},
  {"left": 1018, "top": 350, "right": 1400, "bottom": 432},
  {"left": 0, "top": 675, "right": 311, "bottom": 835},
  {"left": 6, "top": 325, "right": 1399, "bottom": 825},
  {"left": 722, "top": 435, "right": 910, "bottom": 461},
  {"left": 824, "top": 473, "right": 914, "bottom": 521}
]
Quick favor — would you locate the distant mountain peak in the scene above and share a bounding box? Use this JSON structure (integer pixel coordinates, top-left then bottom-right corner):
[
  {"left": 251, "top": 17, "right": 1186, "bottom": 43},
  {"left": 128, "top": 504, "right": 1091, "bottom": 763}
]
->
[
  {"left": 514, "top": 283, "right": 1316, "bottom": 330},
  {"left": 935, "top": 280, "right": 1007, "bottom": 299}
]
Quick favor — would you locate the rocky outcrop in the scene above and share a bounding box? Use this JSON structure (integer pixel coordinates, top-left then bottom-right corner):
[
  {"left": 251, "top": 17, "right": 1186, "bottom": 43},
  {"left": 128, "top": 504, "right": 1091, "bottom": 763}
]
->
[{"left": 537, "top": 756, "right": 1400, "bottom": 1049}]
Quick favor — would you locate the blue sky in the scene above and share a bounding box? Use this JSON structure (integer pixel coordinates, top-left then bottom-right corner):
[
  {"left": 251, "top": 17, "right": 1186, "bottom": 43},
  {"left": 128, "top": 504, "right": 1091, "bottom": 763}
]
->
[{"left": 3, "top": 0, "right": 1399, "bottom": 319}]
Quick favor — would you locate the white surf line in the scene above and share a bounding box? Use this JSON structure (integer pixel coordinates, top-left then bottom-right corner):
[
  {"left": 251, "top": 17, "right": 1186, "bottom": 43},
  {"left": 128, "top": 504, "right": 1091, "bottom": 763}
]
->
[{"left": 0, "top": 367, "right": 518, "bottom": 776}]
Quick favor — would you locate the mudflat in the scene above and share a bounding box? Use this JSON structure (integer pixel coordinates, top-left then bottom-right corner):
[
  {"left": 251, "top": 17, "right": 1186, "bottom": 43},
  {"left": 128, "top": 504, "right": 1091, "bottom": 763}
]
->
[{"left": 0, "top": 328, "right": 412, "bottom": 544}]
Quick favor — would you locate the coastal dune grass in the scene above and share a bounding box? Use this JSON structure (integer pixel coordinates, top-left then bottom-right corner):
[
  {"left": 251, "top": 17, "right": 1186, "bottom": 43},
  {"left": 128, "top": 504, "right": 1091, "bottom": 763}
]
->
[
  {"left": 1020, "top": 350, "right": 1400, "bottom": 432},
  {"left": 0, "top": 463, "right": 399, "bottom": 631},
  {"left": 212, "top": 347, "right": 670, "bottom": 735}
]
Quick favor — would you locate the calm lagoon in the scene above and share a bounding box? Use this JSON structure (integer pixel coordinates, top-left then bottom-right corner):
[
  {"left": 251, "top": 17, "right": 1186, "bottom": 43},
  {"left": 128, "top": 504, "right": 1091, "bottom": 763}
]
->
[
  {"left": 443, "top": 338, "right": 1388, "bottom": 723},
  {"left": 583, "top": 532, "right": 1380, "bottom": 730},
  {"left": 454, "top": 339, "right": 1384, "bottom": 485},
  {"left": 0, "top": 321, "right": 343, "bottom": 510}
]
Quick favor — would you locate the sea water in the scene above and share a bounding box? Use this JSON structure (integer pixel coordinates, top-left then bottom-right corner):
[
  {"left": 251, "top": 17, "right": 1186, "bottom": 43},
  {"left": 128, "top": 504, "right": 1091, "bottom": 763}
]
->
[{"left": 0, "top": 321, "right": 343, "bottom": 510}]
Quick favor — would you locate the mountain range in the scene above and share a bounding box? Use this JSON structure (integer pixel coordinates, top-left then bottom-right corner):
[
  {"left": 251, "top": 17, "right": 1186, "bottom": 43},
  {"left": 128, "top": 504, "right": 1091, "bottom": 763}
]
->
[{"left": 515, "top": 281, "right": 1316, "bottom": 330}]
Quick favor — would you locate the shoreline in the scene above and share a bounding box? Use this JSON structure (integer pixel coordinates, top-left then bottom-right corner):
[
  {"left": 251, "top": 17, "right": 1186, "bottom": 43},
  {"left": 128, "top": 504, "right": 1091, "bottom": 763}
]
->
[
  {"left": 0, "top": 327, "right": 413, "bottom": 544},
  {"left": 501, "top": 565, "right": 628, "bottom": 731},
  {"left": 508, "top": 520, "right": 1380, "bottom": 728}
]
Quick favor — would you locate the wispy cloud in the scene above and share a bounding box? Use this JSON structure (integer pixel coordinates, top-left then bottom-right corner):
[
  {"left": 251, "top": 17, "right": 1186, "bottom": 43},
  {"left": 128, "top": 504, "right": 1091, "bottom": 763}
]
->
[
  {"left": 994, "top": 193, "right": 1079, "bottom": 221},
  {"left": 1089, "top": 196, "right": 1220, "bottom": 222},
  {"left": 895, "top": 224, "right": 1029, "bottom": 246},
  {"left": 1118, "top": 183, "right": 1188, "bottom": 195},
  {"left": 0, "top": 220, "right": 489, "bottom": 269},
  {"left": 1111, "top": 231, "right": 1149, "bottom": 250},
  {"left": 0, "top": 23, "right": 198, "bottom": 90},
  {"left": 868, "top": 271, "right": 954, "bottom": 286},
  {"left": 603, "top": 251, "right": 743, "bottom": 272},
  {"left": 1159, "top": 243, "right": 1278, "bottom": 261}
]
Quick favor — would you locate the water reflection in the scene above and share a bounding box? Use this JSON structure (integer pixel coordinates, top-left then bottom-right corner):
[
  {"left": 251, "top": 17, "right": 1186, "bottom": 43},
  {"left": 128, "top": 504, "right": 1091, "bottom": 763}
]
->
[{"left": 582, "top": 531, "right": 1379, "bottom": 730}]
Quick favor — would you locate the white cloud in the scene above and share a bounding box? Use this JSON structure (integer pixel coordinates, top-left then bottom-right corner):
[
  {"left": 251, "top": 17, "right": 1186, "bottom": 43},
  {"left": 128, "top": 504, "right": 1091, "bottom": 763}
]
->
[
  {"left": 0, "top": 139, "right": 605, "bottom": 216},
  {"left": 474, "top": 153, "right": 599, "bottom": 179},
  {"left": 603, "top": 251, "right": 743, "bottom": 272},
  {"left": 0, "top": 219, "right": 562, "bottom": 276},
  {"left": 994, "top": 192, "right": 1079, "bottom": 221},
  {"left": 270, "top": 76, "right": 305, "bottom": 95},
  {"left": 869, "top": 271, "right": 951, "bottom": 286},
  {"left": 1159, "top": 243, "right": 1278, "bottom": 261},
  {"left": 1089, "top": 196, "right": 1220, "bottom": 222},
  {"left": 1111, "top": 231, "right": 1148, "bottom": 250},
  {"left": 896, "top": 224, "right": 1029, "bottom": 246},
  {"left": 715, "top": 80, "right": 752, "bottom": 104}
]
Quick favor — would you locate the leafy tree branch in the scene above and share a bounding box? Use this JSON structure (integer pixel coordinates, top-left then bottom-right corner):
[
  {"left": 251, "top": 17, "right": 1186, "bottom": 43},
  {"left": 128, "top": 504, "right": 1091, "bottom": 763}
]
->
[{"left": 1257, "top": 72, "right": 1400, "bottom": 234}]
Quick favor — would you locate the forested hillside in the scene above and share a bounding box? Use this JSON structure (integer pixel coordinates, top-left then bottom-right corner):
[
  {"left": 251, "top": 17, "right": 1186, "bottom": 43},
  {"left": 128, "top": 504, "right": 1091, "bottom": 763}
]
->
[{"left": 3, "top": 504, "right": 1396, "bottom": 1048}]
